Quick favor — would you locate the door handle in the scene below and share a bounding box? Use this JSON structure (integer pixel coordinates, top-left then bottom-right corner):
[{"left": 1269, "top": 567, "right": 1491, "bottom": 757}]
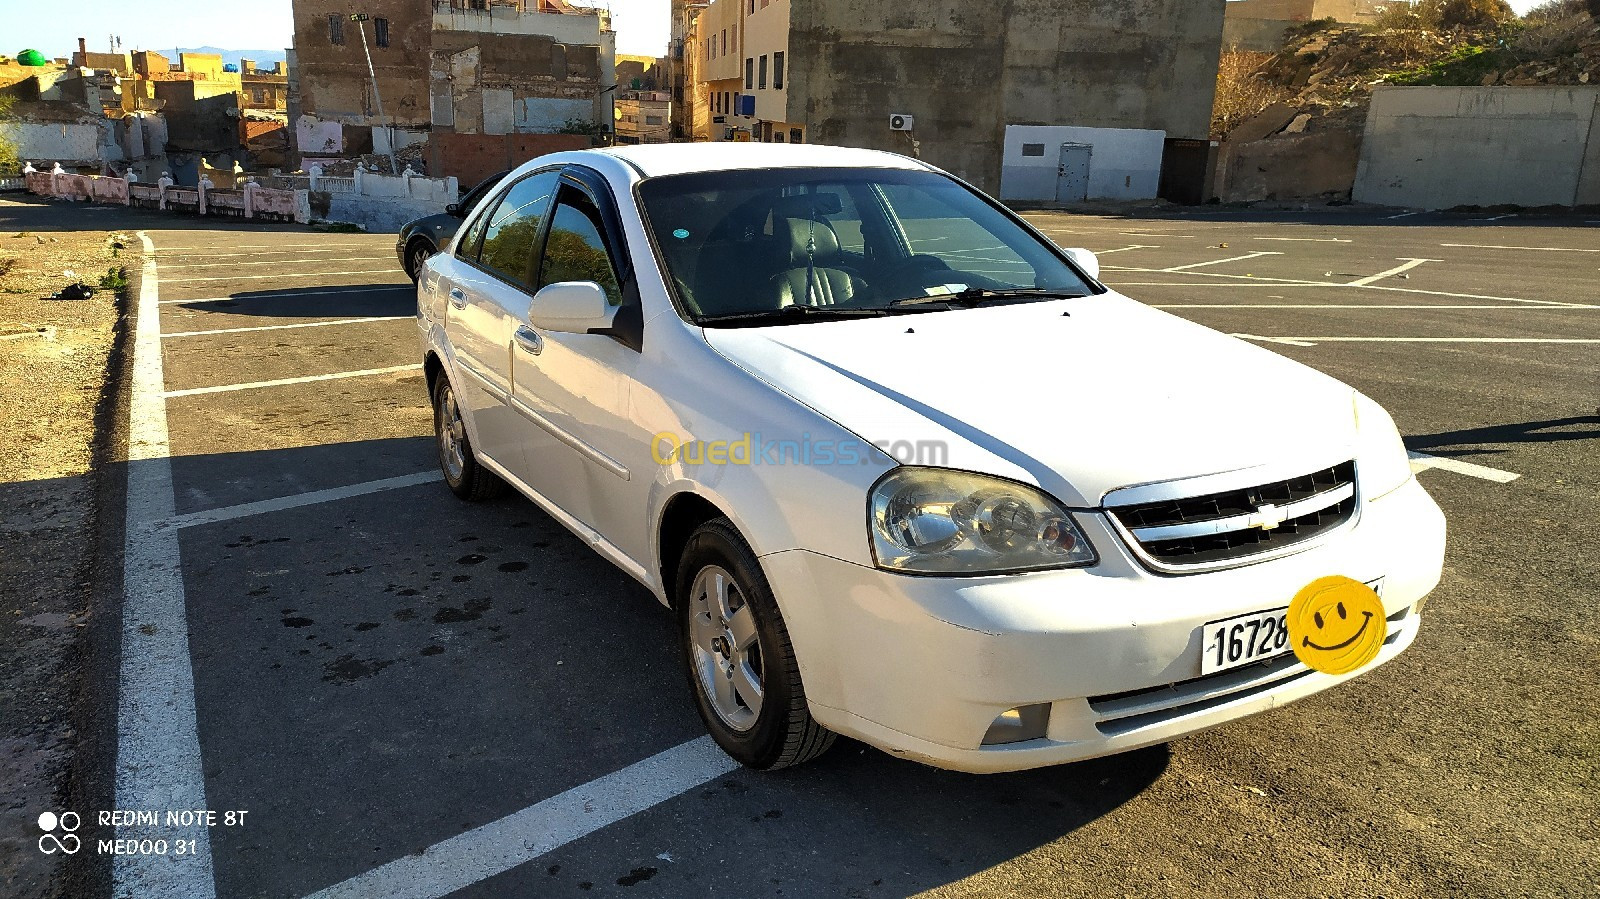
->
[
  {"left": 514, "top": 326, "right": 544, "bottom": 356},
  {"left": 449, "top": 288, "right": 467, "bottom": 309}
]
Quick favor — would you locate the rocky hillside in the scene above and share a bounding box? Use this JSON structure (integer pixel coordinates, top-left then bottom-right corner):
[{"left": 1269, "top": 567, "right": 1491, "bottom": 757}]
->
[{"left": 1214, "top": 2, "right": 1600, "bottom": 139}]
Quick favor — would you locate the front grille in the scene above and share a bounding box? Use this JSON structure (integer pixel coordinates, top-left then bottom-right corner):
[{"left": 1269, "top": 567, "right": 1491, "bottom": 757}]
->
[{"left": 1109, "top": 461, "right": 1357, "bottom": 571}]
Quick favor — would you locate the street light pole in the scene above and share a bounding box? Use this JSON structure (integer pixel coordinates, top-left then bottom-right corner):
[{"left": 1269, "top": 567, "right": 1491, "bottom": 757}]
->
[{"left": 350, "top": 13, "right": 397, "bottom": 174}]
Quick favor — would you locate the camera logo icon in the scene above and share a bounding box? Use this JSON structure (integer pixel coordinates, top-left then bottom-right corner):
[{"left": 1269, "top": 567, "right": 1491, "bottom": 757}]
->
[{"left": 38, "top": 811, "right": 81, "bottom": 855}]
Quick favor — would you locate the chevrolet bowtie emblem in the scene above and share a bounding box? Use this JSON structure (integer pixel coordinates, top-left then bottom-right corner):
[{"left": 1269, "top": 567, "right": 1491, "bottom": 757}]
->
[{"left": 1252, "top": 502, "right": 1286, "bottom": 531}]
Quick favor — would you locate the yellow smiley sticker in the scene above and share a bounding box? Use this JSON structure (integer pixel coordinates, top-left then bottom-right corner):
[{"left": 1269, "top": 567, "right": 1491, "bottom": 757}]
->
[{"left": 1287, "top": 576, "right": 1386, "bottom": 675}]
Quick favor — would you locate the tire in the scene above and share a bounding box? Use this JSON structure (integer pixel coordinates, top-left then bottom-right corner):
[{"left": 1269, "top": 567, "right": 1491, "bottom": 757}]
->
[
  {"left": 405, "top": 239, "right": 436, "bottom": 283},
  {"left": 432, "top": 375, "right": 504, "bottom": 502},
  {"left": 676, "top": 518, "right": 834, "bottom": 770}
]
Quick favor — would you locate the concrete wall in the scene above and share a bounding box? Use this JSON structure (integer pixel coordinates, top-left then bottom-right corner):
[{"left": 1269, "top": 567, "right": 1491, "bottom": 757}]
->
[
  {"left": 785, "top": 0, "right": 1226, "bottom": 194},
  {"left": 1216, "top": 129, "right": 1362, "bottom": 201},
  {"left": 2, "top": 120, "right": 113, "bottom": 167},
  {"left": 1354, "top": 86, "right": 1600, "bottom": 209},
  {"left": 1000, "top": 125, "right": 1166, "bottom": 201}
]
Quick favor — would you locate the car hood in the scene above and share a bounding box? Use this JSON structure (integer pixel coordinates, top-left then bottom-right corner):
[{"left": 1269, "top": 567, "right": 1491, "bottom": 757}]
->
[{"left": 702, "top": 295, "right": 1358, "bottom": 508}]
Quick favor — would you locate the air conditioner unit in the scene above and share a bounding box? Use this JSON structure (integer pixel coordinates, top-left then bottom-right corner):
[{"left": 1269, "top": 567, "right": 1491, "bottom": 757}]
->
[{"left": 889, "top": 114, "right": 914, "bottom": 132}]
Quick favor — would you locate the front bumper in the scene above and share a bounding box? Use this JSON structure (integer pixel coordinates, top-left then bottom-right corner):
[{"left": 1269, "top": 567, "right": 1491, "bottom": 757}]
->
[{"left": 764, "top": 476, "right": 1446, "bottom": 774}]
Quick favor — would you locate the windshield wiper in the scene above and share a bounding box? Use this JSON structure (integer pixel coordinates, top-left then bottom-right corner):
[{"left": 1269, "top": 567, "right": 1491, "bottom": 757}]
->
[
  {"left": 889, "top": 288, "right": 1088, "bottom": 308},
  {"left": 698, "top": 305, "right": 917, "bottom": 327}
]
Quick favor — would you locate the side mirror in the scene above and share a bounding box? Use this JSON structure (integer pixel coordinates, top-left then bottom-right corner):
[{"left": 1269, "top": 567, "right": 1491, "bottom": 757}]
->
[
  {"left": 1063, "top": 247, "right": 1100, "bottom": 281},
  {"left": 528, "top": 282, "right": 616, "bottom": 335},
  {"left": 445, "top": 203, "right": 463, "bottom": 217}
]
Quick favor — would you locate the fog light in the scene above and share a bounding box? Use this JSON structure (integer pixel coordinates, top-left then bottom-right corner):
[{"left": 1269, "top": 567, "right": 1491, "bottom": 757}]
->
[{"left": 981, "top": 703, "right": 1050, "bottom": 746}]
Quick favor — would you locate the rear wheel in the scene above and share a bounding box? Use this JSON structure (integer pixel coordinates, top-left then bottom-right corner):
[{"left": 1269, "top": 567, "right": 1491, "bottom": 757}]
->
[
  {"left": 676, "top": 518, "right": 834, "bottom": 770},
  {"left": 432, "top": 375, "right": 504, "bottom": 501}
]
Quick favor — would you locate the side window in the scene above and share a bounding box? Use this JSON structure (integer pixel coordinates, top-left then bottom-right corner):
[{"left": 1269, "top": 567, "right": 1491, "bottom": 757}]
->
[
  {"left": 477, "top": 171, "right": 561, "bottom": 289},
  {"left": 537, "top": 186, "right": 623, "bottom": 306}
]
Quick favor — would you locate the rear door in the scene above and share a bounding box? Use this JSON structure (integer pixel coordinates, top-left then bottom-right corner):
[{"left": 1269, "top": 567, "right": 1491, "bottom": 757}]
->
[{"left": 442, "top": 169, "right": 560, "bottom": 474}]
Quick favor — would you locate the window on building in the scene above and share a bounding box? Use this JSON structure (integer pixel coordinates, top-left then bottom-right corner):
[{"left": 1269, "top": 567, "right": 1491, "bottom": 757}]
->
[
  {"left": 328, "top": 14, "right": 345, "bottom": 45},
  {"left": 645, "top": 115, "right": 664, "bottom": 125},
  {"left": 748, "top": 0, "right": 755, "bottom": 11},
  {"left": 745, "top": 58, "right": 753, "bottom": 90},
  {"left": 721, "top": 30, "right": 726, "bottom": 56},
  {"left": 758, "top": 55, "right": 767, "bottom": 90},
  {"left": 790, "top": 128, "right": 803, "bottom": 144},
  {"left": 538, "top": 187, "right": 623, "bottom": 306},
  {"left": 374, "top": 17, "right": 390, "bottom": 48},
  {"left": 1022, "top": 143, "right": 1046, "bottom": 157},
  {"left": 477, "top": 171, "right": 561, "bottom": 290},
  {"left": 773, "top": 51, "right": 784, "bottom": 90}
]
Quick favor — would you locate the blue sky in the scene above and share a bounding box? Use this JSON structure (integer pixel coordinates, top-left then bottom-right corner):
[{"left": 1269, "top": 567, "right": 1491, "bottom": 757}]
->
[{"left": 11, "top": 0, "right": 1549, "bottom": 61}]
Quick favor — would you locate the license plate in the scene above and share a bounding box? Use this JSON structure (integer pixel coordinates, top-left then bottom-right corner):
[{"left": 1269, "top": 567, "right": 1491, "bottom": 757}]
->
[{"left": 1200, "top": 608, "right": 1290, "bottom": 676}]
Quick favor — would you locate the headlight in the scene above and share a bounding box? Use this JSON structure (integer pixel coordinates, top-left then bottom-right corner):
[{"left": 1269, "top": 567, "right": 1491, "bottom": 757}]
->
[
  {"left": 1354, "top": 392, "right": 1413, "bottom": 501},
  {"left": 869, "top": 468, "right": 1097, "bottom": 575}
]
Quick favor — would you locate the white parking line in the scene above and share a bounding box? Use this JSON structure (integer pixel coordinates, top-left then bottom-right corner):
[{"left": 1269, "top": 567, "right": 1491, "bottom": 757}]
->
[
  {"left": 1386, "top": 212, "right": 1419, "bottom": 220},
  {"left": 1230, "top": 333, "right": 1318, "bottom": 347},
  {"left": 1236, "top": 336, "right": 1600, "bottom": 345},
  {"left": 1348, "top": 258, "right": 1439, "bottom": 287},
  {"left": 156, "top": 242, "right": 384, "bottom": 253},
  {"left": 164, "top": 364, "right": 422, "bottom": 398},
  {"left": 159, "top": 285, "right": 413, "bottom": 305},
  {"left": 303, "top": 737, "right": 739, "bottom": 899},
  {"left": 1092, "top": 245, "right": 1160, "bottom": 254},
  {"left": 1408, "top": 451, "right": 1520, "bottom": 484},
  {"left": 158, "top": 255, "right": 398, "bottom": 270},
  {"left": 117, "top": 234, "right": 216, "bottom": 898},
  {"left": 1161, "top": 252, "right": 1282, "bottom": 272},
  {"left": 161, "top": 317, "right": 411, "bottom": 338},
  {"left": 1104, "top": 265, "right": 1595, "bottom": 307},
  {"left": 1253, "top": 237, "right": 1352, "bottom": 243},
  {"left": 1441, "top": 243, "right": 1600, "bottom": 253},
  {"left": 165, "top": 268, "right": 403, "bottom": 284},
  {"left": 1164, "top": 304, "right": 1584, "bottom": 310},
  {"left": 162, "top": 472, "right": 440, "bottom": 530}
]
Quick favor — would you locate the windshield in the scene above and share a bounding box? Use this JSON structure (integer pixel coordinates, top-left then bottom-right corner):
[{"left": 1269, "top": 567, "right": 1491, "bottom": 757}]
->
[{"left": 636, "top": 167, "right": 1098, "bottom": 325}]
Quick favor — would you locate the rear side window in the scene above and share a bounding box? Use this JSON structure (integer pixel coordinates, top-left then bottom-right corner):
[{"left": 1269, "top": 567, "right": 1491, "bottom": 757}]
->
[
  {"left": 537, "top": 186, "right": 623, "bottom": 305},
  {"left": 475, "top": 171, "right": 561, "bottom": 290}
]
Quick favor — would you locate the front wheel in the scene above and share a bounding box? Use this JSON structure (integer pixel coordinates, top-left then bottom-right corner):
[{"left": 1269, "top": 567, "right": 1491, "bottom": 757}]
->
[
  {"left": 432, "top": 375, "right": 504, "bottom": 501},
  {"left": 406, "top": 239, "right": 435, "bottom": 283},
  {"left": 676, "top": 518, "right": 834, "bottom": 770}
]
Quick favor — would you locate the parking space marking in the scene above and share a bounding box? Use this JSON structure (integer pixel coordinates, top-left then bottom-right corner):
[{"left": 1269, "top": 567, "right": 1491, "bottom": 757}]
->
[
  {"left": 1408, "top": 451, "right": 1520, "bottom": 484},
  {"left": 161, "top": 316, "right": 411, "bottom": 338},
  {"left": 1254, "top": 237, "right": 1352, "bottom": 243},
  {"left": 162, "top": 472, "right": 440, "bottom": 530},
  {"left": 164, "top": 268, "right": 403, "bottom": 284},
  {"left": 157, "top": 255, "right": 398, "bottom": 270},
  {"left": 1386, "top": 211, "right": 1419, "bottom": 219},
  {"left": 1348, "top": 258, "right": 1440, "bottom": 287},
  {"left": 159, "top": 285, "right": 413, "bottom": 305},
  {"left": 163, "top": 363, "right": 422, "bottom": 398},
  {"left": 1161, "top": 251, "right": 1283, "bottom": 272},
  {"left": 1104, "top": 265, "right": 1597, "bottom": 307},
  {"left": 1091, "top": 245, "right": 1160, "bottom": 254},
  {"left": 155, "top": 242, "right": 385, "bottom": 253},
  {"left": 1230, "top": 333, "right": 1318, "bottom": 347},
  {"left": 1236, "top": 335, "right": 1600, "bottom": 345},
  {"left": 303, "top": 736, "right": 739, "bottom": 899},
  {"left": 1441, "top": 243, "right": 1600, "bottom": 253},
  {"left": 1178, "top": 304, "right": 1582, "bottom": 310},
  {"left": 117, "top": 234, "right": 216, "bottom": 898}
]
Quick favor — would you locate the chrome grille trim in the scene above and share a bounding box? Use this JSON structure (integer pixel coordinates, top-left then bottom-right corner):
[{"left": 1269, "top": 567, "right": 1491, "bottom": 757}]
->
[
  {"left": 1106, "top": 460, "right": 1359, "bottom": 574},
  {"left": 1129, "top": 482, "right": 1355, "bottom": 543}
]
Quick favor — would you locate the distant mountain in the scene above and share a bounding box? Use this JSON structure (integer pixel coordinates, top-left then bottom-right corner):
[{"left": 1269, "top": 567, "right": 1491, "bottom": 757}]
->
[{"left": 173, "top": 46, "right": 288, "bottom": 69}]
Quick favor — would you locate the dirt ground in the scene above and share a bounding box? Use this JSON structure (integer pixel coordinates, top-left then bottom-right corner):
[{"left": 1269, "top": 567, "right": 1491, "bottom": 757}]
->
[{"left": 0, "top": 198, "right": 125, "bottom": 898}]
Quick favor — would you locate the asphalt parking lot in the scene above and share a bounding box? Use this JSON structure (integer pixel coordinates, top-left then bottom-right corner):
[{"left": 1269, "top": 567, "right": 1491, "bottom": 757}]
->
[{"left": 50, "top": 203, "right": 1600, "bottom": 897}]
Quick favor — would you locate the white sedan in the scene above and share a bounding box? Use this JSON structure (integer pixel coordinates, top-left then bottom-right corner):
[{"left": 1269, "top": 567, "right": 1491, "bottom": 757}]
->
[{"left": 417, "top": 143, "right": 1446, "bottom": 773}]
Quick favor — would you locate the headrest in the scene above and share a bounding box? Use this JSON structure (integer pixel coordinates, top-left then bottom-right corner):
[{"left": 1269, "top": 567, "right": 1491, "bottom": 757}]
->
[{"left": 783, "top": 217, "right": 842, "bottom": 266}]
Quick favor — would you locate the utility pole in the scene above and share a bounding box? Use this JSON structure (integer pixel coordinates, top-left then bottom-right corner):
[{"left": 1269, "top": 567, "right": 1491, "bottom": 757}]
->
[{"left": 350, "top": 13, "right": 397, "bottom": 174}]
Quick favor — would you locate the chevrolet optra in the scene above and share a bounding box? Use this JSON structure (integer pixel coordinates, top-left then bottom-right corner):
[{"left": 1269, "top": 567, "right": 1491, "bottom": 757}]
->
[{"left": 416, "top": 143, "right": 1446, "bottom": 773}]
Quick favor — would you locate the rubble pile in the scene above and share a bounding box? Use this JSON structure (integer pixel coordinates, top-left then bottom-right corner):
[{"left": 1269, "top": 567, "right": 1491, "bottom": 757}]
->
[{"left": 1237, "top": 14, "right": 1600, "bottom": 136}]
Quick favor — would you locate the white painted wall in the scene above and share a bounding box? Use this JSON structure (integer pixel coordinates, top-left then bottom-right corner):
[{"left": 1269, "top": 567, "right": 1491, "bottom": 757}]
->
[
  {"left": 434, "top": 7, "right": 604, "bottom": 44},
  {"left": 1001, "top": 125, "right": 1166, "bottom": 202},
  {"left": 3, "top": 120, "right": 121, "bottom": 167}
]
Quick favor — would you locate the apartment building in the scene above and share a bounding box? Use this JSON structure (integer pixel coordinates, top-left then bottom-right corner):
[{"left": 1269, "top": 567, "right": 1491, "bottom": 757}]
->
[{"left": 683, "top": 0, "right": 1228, "bottom": 198}]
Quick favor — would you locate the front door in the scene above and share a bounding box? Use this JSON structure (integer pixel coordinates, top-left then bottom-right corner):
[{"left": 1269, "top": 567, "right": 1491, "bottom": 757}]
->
[{"left": 1056, "top": 143, "right": 1092, "bottom": 203}]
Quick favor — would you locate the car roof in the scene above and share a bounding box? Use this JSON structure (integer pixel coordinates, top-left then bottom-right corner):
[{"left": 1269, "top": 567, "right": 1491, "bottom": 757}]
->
[{"left": 593, "top": 142, "right": 934, "bottom": 178}]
